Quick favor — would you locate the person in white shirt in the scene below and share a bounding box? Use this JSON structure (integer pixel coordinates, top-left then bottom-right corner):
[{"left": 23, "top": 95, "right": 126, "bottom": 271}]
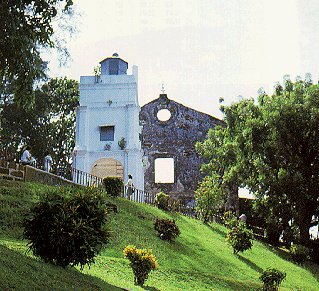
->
[
  {"left": 44, "top": 152, "right": 53, "bottom": 172},
  {"left": 20, "top": 146, "right": 33, "bottom": 165},
  {"left": 125, "top": 174, "right": 135, "bottom": 200}
]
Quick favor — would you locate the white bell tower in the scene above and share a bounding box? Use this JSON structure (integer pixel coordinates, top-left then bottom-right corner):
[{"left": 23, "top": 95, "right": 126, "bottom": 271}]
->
[{"left": 73, "top": 53, "right": 144, "bottom": 189}]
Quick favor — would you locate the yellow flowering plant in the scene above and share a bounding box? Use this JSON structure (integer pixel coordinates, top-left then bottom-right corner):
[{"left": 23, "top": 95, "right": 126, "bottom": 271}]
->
[{"left": 123, "top": 245, "right": 158, "bottom": 285}]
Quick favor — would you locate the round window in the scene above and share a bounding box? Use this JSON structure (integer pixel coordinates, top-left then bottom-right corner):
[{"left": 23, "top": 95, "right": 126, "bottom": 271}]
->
[{"left": 157, "top": 109, "right": 171, "bottom": 121}]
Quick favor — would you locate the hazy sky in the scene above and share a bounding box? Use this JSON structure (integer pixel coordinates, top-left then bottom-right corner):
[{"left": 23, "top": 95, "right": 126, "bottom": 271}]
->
[{"left": 48, "top": 0, "right": 319, "bottom": 120}]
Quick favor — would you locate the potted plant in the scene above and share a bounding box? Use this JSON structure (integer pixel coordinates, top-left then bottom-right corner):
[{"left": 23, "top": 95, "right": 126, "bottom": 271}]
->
[{"left": 118, "top": 137, "right": 126, "bottom": 150}]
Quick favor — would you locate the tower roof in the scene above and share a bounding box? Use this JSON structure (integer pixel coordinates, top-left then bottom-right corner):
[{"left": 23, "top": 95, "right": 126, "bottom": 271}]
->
[
  {"left": 99, "top": 52, "right": 128, "bottom": 66},
  {"left": 99, "top": 53, "right": 128, "bottom": 75}
]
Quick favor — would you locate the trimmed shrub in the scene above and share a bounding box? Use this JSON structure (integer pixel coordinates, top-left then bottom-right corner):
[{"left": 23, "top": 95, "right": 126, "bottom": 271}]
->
[
  {"left": 23, "top": 187, "right": 110, "bottom": 269},
  {"left": 259, "top": 268, "right": 286, "bottom": 291},
  {"left": 290, "top": 244, "right": 309, "bottom": 263},
  {"left": 154, "top": 191, "right": 170, "bottom": 210},
  {"left": 103, "top": 177, "right": 123, "bottom": 197},
  {"left": 123, "top": 245, "right": 158, "bottom": 286},
  {"left": 154, "top": 218, "right": 180, "bottom": 241},
  {"left": 226, "top": 221, "right": 254, "bottom": 254},
  {"left": 223, "top": 210, "right": 238, "bottom": 229}
]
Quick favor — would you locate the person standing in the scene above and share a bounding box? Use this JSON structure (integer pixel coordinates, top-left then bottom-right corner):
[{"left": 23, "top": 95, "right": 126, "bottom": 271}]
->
[
  {"left": 125, "top": 174, "right": 135, "bottom": 200},
  {"left": 43, "top": 152, "right": 53, "bottom": 172}
]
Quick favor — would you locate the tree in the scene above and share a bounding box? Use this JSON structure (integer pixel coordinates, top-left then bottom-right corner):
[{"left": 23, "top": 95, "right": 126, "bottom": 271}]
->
[
  {"left": 0, "top": 0, "right": 75, "bottom": 108},
  {"left": 38, "top": 77, "right": 79, "bottom": 175},
  {"left": 0, "top": 77, "right": 79, "bottom": 175},
  {"left": 195, "top": 174, "right": 226, "bottom": 223},
  {"left": 197, "top": 76, "right": 319, "bottom": 245}
]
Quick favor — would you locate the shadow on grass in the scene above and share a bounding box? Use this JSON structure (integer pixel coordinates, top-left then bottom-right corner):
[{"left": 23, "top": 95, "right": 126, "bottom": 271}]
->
[
  {"left": 253, "top": 241, "right": 319, "bottom": 281},
  {"left": 236, "top": 254, "right": 263, "bottom": 273},
  {"left": 273, "top": 246, "right": 319, "bottom": 280},
  {"left": 0, "top": 244, "right": 123, "bottom": 290},
  {"left": 205, "top": 223, "right": 227, "bottom": 237},
  {"left": 142, "top": 286, "right": 160, "bottom": 291},
  {"left": 271, "top": 245, "right": 291, "bottom": 261},
  {"left": 167, "top": 268, "right": 261, "bottom": 290}
]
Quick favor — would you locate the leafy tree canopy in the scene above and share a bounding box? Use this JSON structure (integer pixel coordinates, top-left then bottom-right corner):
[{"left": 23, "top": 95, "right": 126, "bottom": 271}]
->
[
  {"left": 197, "top": 75, "right": 319, "bottom": 245},
  {"left": 0, "top": 0, "right": 74, "bottom": 108},
  {"left": 0, "top": 77, "right": 79, "bottom": 176}
]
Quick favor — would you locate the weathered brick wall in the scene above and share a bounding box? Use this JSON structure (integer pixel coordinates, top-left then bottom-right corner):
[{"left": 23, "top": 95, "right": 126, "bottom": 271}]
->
[{"left": 140, "top": 94, "right": 224, "bottom": 199}]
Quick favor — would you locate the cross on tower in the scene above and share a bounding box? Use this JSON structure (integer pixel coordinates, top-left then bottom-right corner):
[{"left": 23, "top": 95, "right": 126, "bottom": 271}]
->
[{"left": 161, "top": 82, "right": 165, "bottom": 94}]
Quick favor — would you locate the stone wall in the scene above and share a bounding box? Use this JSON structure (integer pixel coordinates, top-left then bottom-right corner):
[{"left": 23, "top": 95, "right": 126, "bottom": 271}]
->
[
  {"left": 140, "top": 94, "right": 224, "bottom": 199},
  {"left": 24, "top": 166, "right": 80, "bottom": 187},
  {"left": 0, "top": 160, "right": 80, "bottom": 187},
  {"left": 0, "top": 161, "right": 25, "bottom": 181}
]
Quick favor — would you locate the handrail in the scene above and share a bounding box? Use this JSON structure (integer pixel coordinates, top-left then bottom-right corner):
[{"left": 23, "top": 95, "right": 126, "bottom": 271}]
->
[
  {"left": 71, "top": 167, "right": 103, "bottom": 187},
  {"left": 123, "top": 185, "right": 156, "bottom": 204}
]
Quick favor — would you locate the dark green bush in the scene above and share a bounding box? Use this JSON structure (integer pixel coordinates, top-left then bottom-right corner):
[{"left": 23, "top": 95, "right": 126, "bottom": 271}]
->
[
  {"left": 290, "top": 244, "right": 309, "bottom": 263},
  {"left": 226, "top": 221, "right": 254, "bottom": 254},
  {"left": 103, "top": 177, "right": 123, "bottom": 197},
  {"left": 154, "top": 218, "right": 180, "bottom": 241},
  {"left": 23, "top": 187, "right": 110, "bottom": 269},
  {"left": 154, "top": 192, "right": 170, "bottom": 210},
  {"left": 259, "top": 268, "right": 286, "bottom": 291}
]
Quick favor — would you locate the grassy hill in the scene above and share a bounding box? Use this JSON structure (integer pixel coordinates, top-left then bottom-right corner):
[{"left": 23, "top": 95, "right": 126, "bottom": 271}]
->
[{"left": 0, "top": 180, "right": 318, "bottom": 290}]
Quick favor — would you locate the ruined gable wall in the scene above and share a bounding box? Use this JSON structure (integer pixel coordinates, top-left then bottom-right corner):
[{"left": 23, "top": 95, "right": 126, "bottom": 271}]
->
[{"left": 140, "top": 94, "right": 224, "bottom": 199}]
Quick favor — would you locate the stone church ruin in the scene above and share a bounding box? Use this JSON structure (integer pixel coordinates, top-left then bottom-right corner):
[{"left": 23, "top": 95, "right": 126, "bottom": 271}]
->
[{"left": 140, "top": 93, "right": 224, "bottom": 199}]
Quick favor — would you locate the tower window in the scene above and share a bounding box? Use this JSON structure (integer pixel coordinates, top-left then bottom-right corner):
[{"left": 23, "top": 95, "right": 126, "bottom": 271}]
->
[
  {"left": 155, "top": 158, "right": 174, "bottom": 183},
  {"left": 100, "top": 126, "right": 114, "bottom": 141}
]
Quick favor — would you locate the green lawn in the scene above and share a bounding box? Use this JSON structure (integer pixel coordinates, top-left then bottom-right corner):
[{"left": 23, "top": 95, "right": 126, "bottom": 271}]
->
[{"left": 0, "top": 180, "right": 318, "bottom": 290}]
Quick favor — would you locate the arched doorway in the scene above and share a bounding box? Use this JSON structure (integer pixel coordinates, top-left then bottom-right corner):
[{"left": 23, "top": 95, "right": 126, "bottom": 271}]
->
[{"left": 90, "top": 158, "right": 124, "bottom": 180}]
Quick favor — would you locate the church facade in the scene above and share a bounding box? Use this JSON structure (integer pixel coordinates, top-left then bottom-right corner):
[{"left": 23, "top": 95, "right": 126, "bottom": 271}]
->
[
  {"left": 74, "top": 54, "right": 223, "bottom": 197},
  {"left": 140, "top": 93, "right": 224, "bottom": 199}
]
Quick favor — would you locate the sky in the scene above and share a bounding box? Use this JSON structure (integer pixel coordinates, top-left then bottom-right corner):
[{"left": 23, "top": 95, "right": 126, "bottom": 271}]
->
[
  {"left": 46, "top": 0, "right": 319, "bottom": 231},
  {"left": 48, "top": 0, "right": 319, "bottom": 120}
]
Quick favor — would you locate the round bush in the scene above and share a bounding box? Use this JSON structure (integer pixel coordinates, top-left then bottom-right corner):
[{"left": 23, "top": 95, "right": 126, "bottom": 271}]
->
[
  {"left": 154, "top": 218, "right": 180, "bottom": 241},
  {"left": 23, "top": 187, "right": 110, "bottom": 269},
  {"left": 103, "top": 177, "right": 123, "bottom": 197},
  {"left": 226, "top": 221, "right": 254, "bottom": 254},
  {"left": 154, "top": 192, "right": 170, "bottom": 210},
  {"left": 259, "top": 268, "right": 286, "bottom": 291}
]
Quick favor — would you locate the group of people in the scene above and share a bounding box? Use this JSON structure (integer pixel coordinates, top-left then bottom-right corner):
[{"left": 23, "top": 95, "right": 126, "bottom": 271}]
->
[{"left": 20, "top": 146, "right": 53, "bottom": 173}]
